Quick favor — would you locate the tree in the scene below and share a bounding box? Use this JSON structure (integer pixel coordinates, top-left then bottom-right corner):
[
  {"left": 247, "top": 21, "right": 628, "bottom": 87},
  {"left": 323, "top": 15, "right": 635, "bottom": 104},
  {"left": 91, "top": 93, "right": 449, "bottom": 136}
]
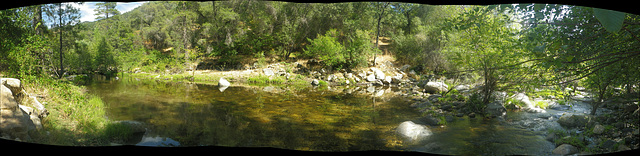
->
[
  {"left": 93, "top": 36, "right": 115, "bottom": 75},
  {"left": 171, "top": 1, "right": 200, "bottom": 71},
  {"left": 94, "top": 2, "right": 120, "bottom": 21},
  {"left": 303, "top": 29, "right": 345, "bottom": 68},
  {"left": 443, "top": 6, "right": 525, "bottom": 108},
  {"left": 44, "top": 3, "right": 81, "bottom": 78},
  {"left": 519, "top": 5, "right": 640, "bottom": 115},
  {"left": 372, "top": 2, "right": 391, "bottom": 66}
]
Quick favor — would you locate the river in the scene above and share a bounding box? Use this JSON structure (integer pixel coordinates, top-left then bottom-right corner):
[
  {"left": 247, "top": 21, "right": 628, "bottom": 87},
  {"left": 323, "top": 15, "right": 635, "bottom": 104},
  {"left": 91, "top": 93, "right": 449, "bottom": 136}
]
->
[{"left": 86, "top": 77, "right": 572, "bottom": 154}]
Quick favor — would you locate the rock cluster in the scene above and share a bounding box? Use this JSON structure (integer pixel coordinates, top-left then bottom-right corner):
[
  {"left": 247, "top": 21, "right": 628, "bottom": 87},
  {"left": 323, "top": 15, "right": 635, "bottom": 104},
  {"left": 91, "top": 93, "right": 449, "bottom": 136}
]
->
[
  {"left": 1, "top": 78, "right": 48, "bottom": 141},
  {"left": 308, "top": 62, "right": 410, "bottom": 87}
]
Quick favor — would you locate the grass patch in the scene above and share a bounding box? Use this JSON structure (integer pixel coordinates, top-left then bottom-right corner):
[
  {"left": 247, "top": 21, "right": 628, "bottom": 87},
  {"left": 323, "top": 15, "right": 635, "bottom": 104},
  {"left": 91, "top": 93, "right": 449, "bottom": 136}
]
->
[
  {"left": 18, "top": 76, "right": 132, "bottom": 146},
  {"left": 247, "top": 75, "right": 286, "bottom": 84},
  {"left": 534, "top": 101, "right": 549, "bottom": 109},
  {"left": 317, "top": 80, "right": 328, "bottom": 86}
]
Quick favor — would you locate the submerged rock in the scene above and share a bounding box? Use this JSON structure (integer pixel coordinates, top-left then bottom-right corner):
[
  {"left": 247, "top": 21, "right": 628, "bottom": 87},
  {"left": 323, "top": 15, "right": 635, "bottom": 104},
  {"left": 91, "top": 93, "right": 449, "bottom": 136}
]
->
[
  {"left": 114, "top": 120, "right": 147, "bottom": 134},
  {"left": 485, "top": 100, "right": 507, "bottom": 117},
  {"left": 552, "top": 144, "right": 579, "bottom": 155},
  {"left": 420, "top": 116, "right": 443, "bottom": 126},
  {"left": 396, "top": 121, "right": 432, "bottom": 142}
]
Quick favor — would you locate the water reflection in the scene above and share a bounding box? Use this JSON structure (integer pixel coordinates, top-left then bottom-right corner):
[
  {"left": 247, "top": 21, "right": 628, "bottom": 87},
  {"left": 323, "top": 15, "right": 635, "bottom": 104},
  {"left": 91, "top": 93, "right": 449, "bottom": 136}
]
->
[
  {"left": 86, "top": 77, "right": 421, "bottom": 151},
  {"left": 87, "top": 77, "right": 560, "bottom": 154}
]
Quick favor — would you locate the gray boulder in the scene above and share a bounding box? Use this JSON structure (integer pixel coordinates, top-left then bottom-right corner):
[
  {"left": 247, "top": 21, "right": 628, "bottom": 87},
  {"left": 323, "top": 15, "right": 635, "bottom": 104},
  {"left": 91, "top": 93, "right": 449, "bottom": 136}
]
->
[
  {"left": 552, "top": 144, "right": 579, "bottom": 155},
  {"left": 592, "top": 124, "right": 605, "bottom": 134},
  {"left": 423, "top": 82, "right": 448, "bottom": 94},
  {"left": 420, "top": 116, "right": 443, "bottom": 126},
  {"left": 557, "top": 114, "right": 592, "bottom": 128},
  {"left": 485, "top": 100, "right": 507, "bottom": 117},
  {"left": 0, "top": 84, "right": 35, "bottom": 141},
  {"left": 396, "top": 121, "right": 432, "bottom": 142}
]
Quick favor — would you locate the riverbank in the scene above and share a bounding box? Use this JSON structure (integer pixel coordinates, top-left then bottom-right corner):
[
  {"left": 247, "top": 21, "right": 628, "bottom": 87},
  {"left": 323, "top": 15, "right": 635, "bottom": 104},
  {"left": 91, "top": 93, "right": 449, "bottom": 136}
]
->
[{"left": 0, "top": 75, "right": 142, "bottom": 146}]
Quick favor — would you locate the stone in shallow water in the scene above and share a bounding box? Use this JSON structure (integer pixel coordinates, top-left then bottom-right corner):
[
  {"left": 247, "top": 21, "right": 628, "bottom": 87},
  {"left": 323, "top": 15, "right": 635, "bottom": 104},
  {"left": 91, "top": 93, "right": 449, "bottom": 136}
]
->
[
  {"left": 552, "top": 144, "right": 579, "bottom": 155},
  {"left": 396, "top": 121, "right": 432, "bottom": 142}
]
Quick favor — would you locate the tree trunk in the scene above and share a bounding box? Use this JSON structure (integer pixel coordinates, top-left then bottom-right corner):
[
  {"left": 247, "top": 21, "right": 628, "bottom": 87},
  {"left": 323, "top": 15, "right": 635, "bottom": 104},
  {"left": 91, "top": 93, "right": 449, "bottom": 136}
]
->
[
  {"left": 405, "top": 12, "right": 412, "bottom": 35},
  {"left": 183, "top": 15, "right": 189, "bottom": 71},
  {"left": 33, "top": 5, "right": 42, "bottom": 35},
  {"left": 373, "top": 2, "right": 389, "bottom": 66},
  {"left": 58, "top": 4, "right": 63, "bottom": 78},
  {"left": 591, "top": 81, "right": 610, "bottom": 115},
  {"left": 375, "top": 16, "right": 380, "bottom": 62}
]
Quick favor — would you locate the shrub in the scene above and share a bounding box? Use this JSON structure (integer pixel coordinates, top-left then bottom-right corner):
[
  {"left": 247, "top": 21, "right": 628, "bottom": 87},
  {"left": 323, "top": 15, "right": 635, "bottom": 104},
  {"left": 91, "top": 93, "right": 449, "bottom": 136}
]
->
[
  {"left": 303, "top": 29, "right": 346, "bottom": 68},
  {"left": 344, "top": 29, "right": 376, "bottom": 68},
  {"left": 392, "top": 26, "right": 447, "bottom": 73}
]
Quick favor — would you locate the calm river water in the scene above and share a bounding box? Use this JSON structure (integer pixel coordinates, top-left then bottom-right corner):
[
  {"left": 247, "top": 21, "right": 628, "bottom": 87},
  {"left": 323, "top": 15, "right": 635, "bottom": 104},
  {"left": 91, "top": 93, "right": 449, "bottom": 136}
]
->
[{"left": 86, "top": 77, "right": 556, "bottom": 154}]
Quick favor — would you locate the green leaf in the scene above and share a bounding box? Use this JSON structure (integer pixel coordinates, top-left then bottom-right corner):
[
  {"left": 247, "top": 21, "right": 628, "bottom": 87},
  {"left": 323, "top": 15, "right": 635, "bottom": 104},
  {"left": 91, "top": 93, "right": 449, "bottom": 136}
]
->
[
  {"left": 593, "top": 8, "right": 626, "bottom": 33},
  {"left": 566, "top": 56, "right": 574, "bottom": 62}
]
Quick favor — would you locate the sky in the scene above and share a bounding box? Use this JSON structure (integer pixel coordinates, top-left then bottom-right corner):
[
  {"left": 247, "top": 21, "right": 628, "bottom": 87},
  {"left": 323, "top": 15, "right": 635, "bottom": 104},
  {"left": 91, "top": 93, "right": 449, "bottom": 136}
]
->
[{"left": 69, "top": 1, "right": 147, "bottom": 22}]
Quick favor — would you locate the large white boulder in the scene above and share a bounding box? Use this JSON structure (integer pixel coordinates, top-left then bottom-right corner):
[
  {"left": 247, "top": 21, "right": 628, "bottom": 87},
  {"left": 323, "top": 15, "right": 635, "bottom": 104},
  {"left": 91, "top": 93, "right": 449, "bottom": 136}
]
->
[
  {"left": 218, "top": 78, "right": 230, "bottom": 92},
  {"left": 366, "top": 74, "right": 377, "bottom": 82},
  {"left": 372, "top": 68, "right": 385, "bottom": 80},
  {"left": 218, "top": 77, "right": 230, "bottom": 87},
  {"left": 396, "top": 121, "right": 432, "bottom": 142},
  {"left": 0, "top": 84, "right": 35, "bottom": 141},
  {"left": 423, "top": 82, "right": 449, "bottom": 94}
]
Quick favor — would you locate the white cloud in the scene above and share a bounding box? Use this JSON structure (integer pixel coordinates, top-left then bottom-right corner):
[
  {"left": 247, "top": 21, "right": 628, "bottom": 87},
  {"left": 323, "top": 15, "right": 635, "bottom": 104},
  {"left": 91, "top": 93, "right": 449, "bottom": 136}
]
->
[
  {"left": 66, "top": 1, "right": 146, "bottom": 22},
  {"left": 117, "top": 2, "right": 147, "bottom": 14},
  {"left": 67, "top": 2, "right": 98, "bottom": 22}
]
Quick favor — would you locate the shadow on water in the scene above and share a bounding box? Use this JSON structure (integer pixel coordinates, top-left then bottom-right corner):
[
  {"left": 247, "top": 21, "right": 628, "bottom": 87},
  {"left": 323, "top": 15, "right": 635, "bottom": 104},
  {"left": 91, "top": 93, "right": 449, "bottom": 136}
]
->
[
  {"left": 409, "top": 116, "right": 556, "bottom": 155},
  {"left": 86, "top": 77, "right": 422, "bottom": 151}
]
